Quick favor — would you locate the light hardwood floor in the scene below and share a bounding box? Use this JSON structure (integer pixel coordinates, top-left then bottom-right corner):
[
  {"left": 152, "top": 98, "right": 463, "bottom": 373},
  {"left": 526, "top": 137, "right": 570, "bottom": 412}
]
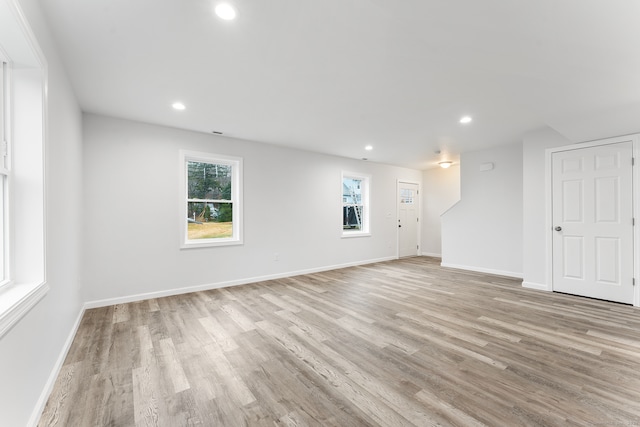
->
[{"left": 39, "top": 257, "right": 640, "bottom": 426}]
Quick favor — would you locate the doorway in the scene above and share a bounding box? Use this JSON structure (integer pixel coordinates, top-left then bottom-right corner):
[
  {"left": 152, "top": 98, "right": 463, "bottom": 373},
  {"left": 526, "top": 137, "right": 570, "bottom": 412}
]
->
[
  {"left": 551, "top": 140, "right": 634, "bottom": 304},
  {"left": 398, "top": 181, "right": 419, "bottom": 257}
]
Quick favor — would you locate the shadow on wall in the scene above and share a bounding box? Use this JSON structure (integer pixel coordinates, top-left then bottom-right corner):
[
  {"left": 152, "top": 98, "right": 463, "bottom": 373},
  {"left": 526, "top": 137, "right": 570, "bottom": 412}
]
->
[
  {"left": 421, "top": 164, "right": 460, "bottom": 257},
  {"left": 440, "top": 143, "right": 523, "bottom": 277}
]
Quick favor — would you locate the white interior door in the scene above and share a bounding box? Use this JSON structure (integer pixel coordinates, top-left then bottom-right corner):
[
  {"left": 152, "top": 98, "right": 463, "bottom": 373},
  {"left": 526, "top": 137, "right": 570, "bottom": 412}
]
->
[
  {"left": 398, "top": 182, "right": 419, "bottom": 257},
  {"left": 552, "top": 141, "right": 634, "bottom": 304}
]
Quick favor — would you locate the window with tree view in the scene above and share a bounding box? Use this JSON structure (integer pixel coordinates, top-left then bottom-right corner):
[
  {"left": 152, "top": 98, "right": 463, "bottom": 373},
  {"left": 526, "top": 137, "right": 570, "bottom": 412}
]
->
[
  {"left": 181, "top": 151, "right": 242, "bottom": 247},
  {"left": 342, "top": 173, "right": 370, "bottom": 236}
]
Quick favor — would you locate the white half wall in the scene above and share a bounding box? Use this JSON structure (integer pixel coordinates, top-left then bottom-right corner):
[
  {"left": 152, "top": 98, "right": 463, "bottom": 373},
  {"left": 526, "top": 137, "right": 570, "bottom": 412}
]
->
[
  {"left": 82, "top": 114, "right": 422, "bottom": 304},
  {"left": 522, "top": 127, "right": 572, "bottom": 289},
  {"left": 441, "top": 143, "right": 523, "bottom": 277},
  {"left": 0, "top": 0, "right": 83, "bottom": 425},
  {"left": 421, "top": 164, "right": 460, "bottom": 257}
]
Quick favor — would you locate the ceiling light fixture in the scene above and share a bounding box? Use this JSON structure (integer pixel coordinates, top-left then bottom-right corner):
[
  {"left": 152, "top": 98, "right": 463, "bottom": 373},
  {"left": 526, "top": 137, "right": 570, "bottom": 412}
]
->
[
  {"left": 365, "top": 145, "right": 373, "bottom": 151},
  {"left": 215, "top": 3, "right": 236, "bottom": 20},
  {"left": 172, "top": 102, "right": 186, "bottom": 110},
  {"left": 459, "top": 116, "right": 472, "bottom": 124},
  {"left": 438, "top": 161, "right": 453, "bottom": 169}
]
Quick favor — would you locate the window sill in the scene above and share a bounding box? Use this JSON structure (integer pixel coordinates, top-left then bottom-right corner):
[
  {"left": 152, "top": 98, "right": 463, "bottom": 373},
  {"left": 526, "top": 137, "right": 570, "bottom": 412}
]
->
[
  {"left": 0, "top": 281, "right": 49, "bottom": 339},
  {"left": 180, "top": 239, "right": 243, "bottom": 249},
  {"left": 341, "top": 232, "right": 371, "bottom": 239}
]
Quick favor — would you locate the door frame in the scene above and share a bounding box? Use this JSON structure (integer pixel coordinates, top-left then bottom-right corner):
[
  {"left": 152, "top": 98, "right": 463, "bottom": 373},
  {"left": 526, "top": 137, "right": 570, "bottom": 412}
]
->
[
  {"left": 545, "top": 134, "right": 640, "bottom": 307},
  {"left": 396, "top": 180, "right": 422, "bottom": 258}
]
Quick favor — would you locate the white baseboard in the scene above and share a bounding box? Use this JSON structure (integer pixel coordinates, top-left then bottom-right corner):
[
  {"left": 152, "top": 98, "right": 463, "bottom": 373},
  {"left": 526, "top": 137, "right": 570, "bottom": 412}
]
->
[
  {"left": 420, "top": 252, "right": 442, "bottom": 258},
  {"left": 84, "top": 256, "right": 397, "bottom": 309},
  {"left": 440, "top": 262, "right": 523, "bottom": 279},
  {"left": 28, "top": 305, "right": 86, "bottom": 427},
  {"left": 522, "top": 281, "right": 551, "bottom": 291}
]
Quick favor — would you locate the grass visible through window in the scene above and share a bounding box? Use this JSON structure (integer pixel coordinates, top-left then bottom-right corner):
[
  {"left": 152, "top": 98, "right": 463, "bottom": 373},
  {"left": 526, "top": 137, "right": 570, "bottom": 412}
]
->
[{"left": 187, "top": 222, "right": 233, "bottom": 239}]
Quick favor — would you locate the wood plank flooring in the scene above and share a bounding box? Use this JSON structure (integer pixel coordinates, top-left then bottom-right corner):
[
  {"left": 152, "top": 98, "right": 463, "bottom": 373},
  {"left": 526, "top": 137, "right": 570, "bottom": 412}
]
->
[{"left": 38, "top": 257, "right": 640, "bottom": 426}]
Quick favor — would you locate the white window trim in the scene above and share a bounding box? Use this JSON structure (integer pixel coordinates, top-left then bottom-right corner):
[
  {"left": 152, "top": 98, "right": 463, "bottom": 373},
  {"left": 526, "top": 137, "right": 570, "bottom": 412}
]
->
[
  {"left": 0, "top": 283, "right": 49, "bottom": 337},
  {"left": 0, "top": 0, "right": 48, "bottom": 339},
  {"left": 0, "top": 59, "right": 9, "bottom": 288},
  {"left": 179, "top": 150, "right": 243, "bottom": 248},
  {"left": 341, "top": 171, "right": 371, "bottom": 238}
]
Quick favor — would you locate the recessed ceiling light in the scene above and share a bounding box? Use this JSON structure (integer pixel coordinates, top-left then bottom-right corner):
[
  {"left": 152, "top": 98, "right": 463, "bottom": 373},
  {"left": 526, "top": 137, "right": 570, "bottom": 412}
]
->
[
  {"left": 365, "top": 145, "right": 373, "bottom": 151},
  {"left": 172, "top": 102, "right": 186, "bottom": 110},
  {"left": 215, "top": 3, "right": 236, "bottom": 20},
  {"left": 459, "top": 116, "right": 472, "bottom": 124}
]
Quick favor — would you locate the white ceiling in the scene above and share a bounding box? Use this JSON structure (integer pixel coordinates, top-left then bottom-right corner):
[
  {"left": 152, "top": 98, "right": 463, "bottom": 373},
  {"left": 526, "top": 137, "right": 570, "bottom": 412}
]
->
[{"left": 40, "top": 0, "right": 640, "bottom": 169}]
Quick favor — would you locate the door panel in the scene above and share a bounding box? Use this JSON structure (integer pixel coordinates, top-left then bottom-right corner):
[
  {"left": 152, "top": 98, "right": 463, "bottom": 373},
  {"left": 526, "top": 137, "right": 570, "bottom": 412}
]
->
[
  {"left": 562, "top": 236, "right": 584, "bottom": 279},
  {"left": 595, "top": 177, "right": 619, "bottom": 222},
  {"left": 552, "top": 141, "right": 634, "bottom": 304},
  {"left": 562, "top": 180, "right": 583, "bottom": 222},
  {"left": 595, "top": 237, "right": 619, "bottom": 283}
]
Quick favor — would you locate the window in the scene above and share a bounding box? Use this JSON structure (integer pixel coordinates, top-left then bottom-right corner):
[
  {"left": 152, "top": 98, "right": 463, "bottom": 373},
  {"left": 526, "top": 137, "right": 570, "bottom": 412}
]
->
[
  {"left": 342, "top": 172, "right": 370, "bottom": 236},
  {"left": 180, "top": 151, "right": 242, "bottom": 248},
  {"left": 0, "top": 0, "right": 48, "bottom": 338},
  {"left": 399, "top": 188, "right": 415, "bottom": 204},
  {"left": 0, "top": 60, "right": 7, "bottom": 285}
]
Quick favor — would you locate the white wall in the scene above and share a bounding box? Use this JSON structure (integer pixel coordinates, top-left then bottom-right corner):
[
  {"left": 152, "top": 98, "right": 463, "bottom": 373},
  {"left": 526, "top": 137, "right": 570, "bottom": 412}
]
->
[
  {"left": 82, "top": 114, "right": 422, "bottom": 304},
  {"left": 421, "top": 164, "right": 460, "bottom": 257},
  {"left": 0, "top": 0, "right": 83, "bottom": 426},
  {"left": 441, "top": 143, "right": 523, "bottom": 277},
  {"left": 522, "top": 127, "right": 572, "bottom": 289}
]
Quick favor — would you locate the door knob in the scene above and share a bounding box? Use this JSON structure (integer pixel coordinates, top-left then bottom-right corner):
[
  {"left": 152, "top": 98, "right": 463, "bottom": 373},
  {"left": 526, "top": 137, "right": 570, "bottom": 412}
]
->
[
  {"left": 555, "top": 226, "right": 562, "bottom": 231},
  {"left": 398, "top": 225, "right": 402, "bottom": 228}
]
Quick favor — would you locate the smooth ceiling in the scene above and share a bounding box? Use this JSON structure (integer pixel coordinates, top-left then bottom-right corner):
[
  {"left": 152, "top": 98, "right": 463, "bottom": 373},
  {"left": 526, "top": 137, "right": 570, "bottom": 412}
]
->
[{"left": 40, "top": 0, "right": 640, "bottom": 169}]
